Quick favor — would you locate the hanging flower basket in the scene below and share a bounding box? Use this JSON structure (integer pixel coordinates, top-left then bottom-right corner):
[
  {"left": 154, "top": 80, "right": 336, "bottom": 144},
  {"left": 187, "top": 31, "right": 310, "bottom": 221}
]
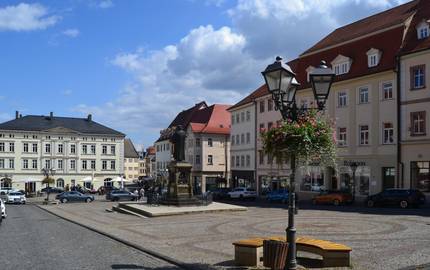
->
[{"left": 260, "top": 110, "right": 337, "bottom": 167}]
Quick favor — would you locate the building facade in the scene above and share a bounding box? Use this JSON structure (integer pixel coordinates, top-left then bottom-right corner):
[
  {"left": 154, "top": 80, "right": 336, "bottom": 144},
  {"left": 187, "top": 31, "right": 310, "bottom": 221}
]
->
[
  {"left": 0, "top": 112, "right": 125, "bottom": 193},
  {"left": 228, "top": 100, "right": 256, "bottom": 190},
  {"left": 123, "top": 138, "right": 139, "bottom": 180}
]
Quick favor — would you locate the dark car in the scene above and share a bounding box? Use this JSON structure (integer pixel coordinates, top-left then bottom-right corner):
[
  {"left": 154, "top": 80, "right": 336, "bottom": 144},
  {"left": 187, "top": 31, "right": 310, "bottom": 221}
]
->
[
  {"left": 106, "top": 190, "right": 138, "bottom": 201},
  {"left": 267, "top": 189, "right": 289, "bottom": 203},
  {"left": 41, "top": 187, "right": 64, "bottom": 193},
  {"left": 211, "top": 188, "right": 231, "bottom": 200},
  {"left": 366, "top": 189, "right": 426, "bottom": 208},
  {"left": 55, "top": 191, "right": 94, "bottom": 203}
]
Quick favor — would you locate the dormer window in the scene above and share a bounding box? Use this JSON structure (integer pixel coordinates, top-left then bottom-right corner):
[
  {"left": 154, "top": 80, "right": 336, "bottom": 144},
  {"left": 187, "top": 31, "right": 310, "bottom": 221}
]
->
[
  {"left": 331, "top": 55, "right": 352, "bottom": 75},
  {"left": 417, "top": 21, "right": 429, "bottom": 40},
  {"left": 366, "top": 48, "right": 381, "bottom": 68}
]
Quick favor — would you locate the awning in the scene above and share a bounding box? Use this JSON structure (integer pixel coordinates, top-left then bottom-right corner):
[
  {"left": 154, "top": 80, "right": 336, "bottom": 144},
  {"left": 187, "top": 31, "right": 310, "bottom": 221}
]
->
[
  {"left": 111, "top": 176, "right": 132, "bottom": 183},
  {"left": 81, "top": 176, "right": 93, "bottom": 182}
]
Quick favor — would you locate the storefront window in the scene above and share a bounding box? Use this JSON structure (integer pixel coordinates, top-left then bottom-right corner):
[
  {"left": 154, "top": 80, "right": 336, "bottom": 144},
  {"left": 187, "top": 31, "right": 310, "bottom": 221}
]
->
[
  {"left": 300, "top": 166, "right": 324, "bottom": 192},
  {"left": 338, "top": 166, "right": 370, "bottom": 195},
  {"left": 259, "top": 176, "right": 288, "bottom": 194},
  {"left": 411, "top": 161, "right": 430, "bottom": 192}
]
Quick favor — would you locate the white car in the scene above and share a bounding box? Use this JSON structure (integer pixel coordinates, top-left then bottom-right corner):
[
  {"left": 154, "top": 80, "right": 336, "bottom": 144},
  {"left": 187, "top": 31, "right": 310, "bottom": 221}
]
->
[
  {"left": 6, "top": 192, "right": 26, "bottom": 204},
  {"left": 228, "top": 187, "right": 257, "bottom": 199},
  {"left": 1, "top": 199, "right": 6, "bottom": 219}
]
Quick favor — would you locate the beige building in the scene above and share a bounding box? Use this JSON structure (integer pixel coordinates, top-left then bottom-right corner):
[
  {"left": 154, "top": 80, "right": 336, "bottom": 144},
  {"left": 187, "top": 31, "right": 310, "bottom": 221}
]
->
[
  {"left": 123, "top": 138, "right": 139, "bottom": 180},
  {"left": 0, "top": 112, "right": 125, "bottom": 193},
  {"left": 399, "top": 1, "right": 430, "bottom": 194}
]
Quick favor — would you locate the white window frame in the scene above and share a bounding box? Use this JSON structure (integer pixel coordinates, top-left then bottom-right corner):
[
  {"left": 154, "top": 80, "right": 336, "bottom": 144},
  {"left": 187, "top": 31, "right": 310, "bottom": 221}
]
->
[
  {"left": 338, "top": 127, "right": 347, "bottom": 146},
  {"left": 383, "top": 123, "right": 394, "bottom": 144},
  {"left": 382, "top": 81, "right": 393, "bottom": 100},
  {"left": 358, "top": 87, "right": 369, "bottom": 104},
  {"left": 338, "top": 91, "right": 348, "bottom": 107},
  {"left": 359, "top": 125, "right": 370, "bottom": 145}
]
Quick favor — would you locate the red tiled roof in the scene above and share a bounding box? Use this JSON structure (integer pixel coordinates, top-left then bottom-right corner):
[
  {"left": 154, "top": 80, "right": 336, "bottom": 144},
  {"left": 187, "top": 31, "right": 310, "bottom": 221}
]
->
[
  {"left": 302, "top": 0, "right": 418, "bottom": 55},
  {"left": 190, "top": 104, "right": 231, "bottom": 135},
  {"left": 228, "top": 85, "right": 269, "bottom": 111},
  {"left": 146, "top": 146, "right": 155, "bottom": 155},
  {"left": 400, "top": 0, "right": 430, "bottom": 55}
]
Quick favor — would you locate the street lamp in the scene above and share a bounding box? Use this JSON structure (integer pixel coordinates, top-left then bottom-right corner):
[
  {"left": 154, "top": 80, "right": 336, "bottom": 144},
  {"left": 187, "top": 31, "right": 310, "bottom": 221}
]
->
[
  {"left": 349, "top": 162, "right": 358, "bottom": 204},
  {"left": 262, "top": 57, "right": 335, "bottom": 270},
  {"left": 42, "top": 167, "right": 56, "bottom": 201}
]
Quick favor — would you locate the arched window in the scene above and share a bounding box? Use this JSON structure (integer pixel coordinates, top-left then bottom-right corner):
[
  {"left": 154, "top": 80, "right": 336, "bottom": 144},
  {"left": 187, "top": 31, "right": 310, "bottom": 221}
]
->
[
  {"left": 0, "top": 178, "right": 12, "bottom": 189},
  {"left": 104, "top": 178, "right": 112, "bottom": 188},
  {"left": 56, "top": 178, "right": 65, "bottom": 189}
]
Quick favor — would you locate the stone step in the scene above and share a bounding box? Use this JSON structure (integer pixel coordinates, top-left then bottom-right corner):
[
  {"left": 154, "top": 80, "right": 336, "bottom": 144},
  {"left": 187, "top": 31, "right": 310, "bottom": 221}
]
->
[{"left": 112, "top": 205, "right": 148, "bottom": 218}]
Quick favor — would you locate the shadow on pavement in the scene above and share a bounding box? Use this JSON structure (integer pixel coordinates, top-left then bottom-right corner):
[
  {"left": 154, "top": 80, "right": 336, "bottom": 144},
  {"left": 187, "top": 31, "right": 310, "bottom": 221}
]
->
[
  {"left": 111, "top": 263, "right": 219, "bottom": 270},
  {"left": 215, "top": 199, "right": 430, "bottom": 217}
]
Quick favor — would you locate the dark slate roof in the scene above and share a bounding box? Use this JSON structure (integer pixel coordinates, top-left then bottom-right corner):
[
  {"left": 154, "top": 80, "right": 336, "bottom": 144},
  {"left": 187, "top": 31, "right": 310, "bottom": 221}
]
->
[
  {"left": 0, "top": 115, "right": 125, "bottom": 136},
  {"left": 124, "top": 138, "right": 139, "bottom": 158}
]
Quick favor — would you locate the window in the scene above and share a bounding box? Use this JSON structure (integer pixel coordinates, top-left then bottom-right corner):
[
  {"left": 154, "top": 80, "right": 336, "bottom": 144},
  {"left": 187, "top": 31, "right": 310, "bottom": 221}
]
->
[
  {"left": 411, "top": 65, "right": 425, "bottom": 89},
  {"left": 208, "top": 138, "right": 213, "bottom": 147},
  {"left": 231, "top": 115, "right": 235, "bottom": 125},
  {"left": 241, "top": 156, "right": 245, "bottom": 167},
  {"left": 231, "top": 135, "right": 235, "bottom": 145},
  {"left": 207, "top": 155, "right": 213, "bottom": 165},
  {"left": 241, "top": 134, "right": 245, "bottom": 144},
  {"left": 195, "top": 155, "right": 201, "bottom": 165},
  {"left": 359, "top": 125, "right": 369, "bottom": 145},
  {"left": 45, "top": 159, "right": 51, "bottom": 169},
  {"left": 268, "top": 99, "right": 273, "bottom": 111},
  {"left": 45, "top": 144, "right": 51, "bottom": 153},
  {"left": 102, "top": 145, "right": 107, "bottom": 154},
  {"left": 334, "top": 62, "right": 350, "bottom": 75},
  {"left": 32, "top": 159, "right": 37, "bottom": 169},
  {"left": 411, "top": 111, "right": 426, "bottom": 135},
  {"left": 417, "top": 23, "right": 430, "bottom": 39},
  {"left": 241, "top": 112, "right": 245, "bottom": 122},
  {"left": 259, "top": 123, "right": 265, "bottom": 133},
  {"left": 0, "top": 159, "right": 4, "bottom": 169},
  {"left": 23, "top": 143, "right": 28, "bottom": 153},
  {"left": 91, "top": 145, "right": 96, "bottom": 154},
  {"left": 338, "top": 92, "right": 347, "bottom": 107},
  {"left": 268, "top": 122, "right": 273, "bottom": 130},
  {"left": 82, "top": 160, "right": 88, "bottom": 170},
  {"left": 9, "top": 142, "right": 14, "bottom": 152},
  {"left": 411, "top": 161, "right": 430, "bottom": 192},
  {"left": 91, "top": 160, "right": 96, "bottom": 170},
  {"left": 23, "top": 159, "right": 28, "bottom": 169},
  {"left": 246, "top": 111, "right": 251, "bottom": 121},
  {"left": 235, "top": 113, "right": 240, "bottom": 124},
  {"left": 383, "top": 123, "right": 394, "bottom": 144},
  {"left": 58, "top": 144, "right": 63, "bottom": 154},
  {"left": 259, "top": 100, "right": 265, "bottom": 113},
  {"left": 70, "top": 160, "right": 76, "bottom": 170},
  {"left": 359, "top": 87, "right": 369, "bottom": 103},
  {"left": 246, "top": 133, "right": 250, "bottom": 144},
  {"left": 9, "top": 159, "right": 14, "bottom": 169},
  {"left": 236, "top": 156, "right": 240, "bottom": 167},
  {"left": 32, "top": 143, "right": 37, "bottom": 153},
  {"left": 382, "top": 82, "right": 393, "bottom": 100},
  {"left": 82, "top": 145, "right": 88, "bottom": 154},
  {"left": 246, "top": 155, "right": 250, "bottom": 167},
  {"left": 231, "top": 156, "right": 235, "bottom": 167},
  {"left": 259, "top": 150, "right": 264, "bottom": 165},
  {"left": 111, "top": 145, "right": 116, "bottom": 155},
  {"left": 338, "top": 127, "right": 347, "bottom": 146},
  {"left": 110, "top": 161, "right": 116, "bottom": 170},
  {"left": 369, "top": 54, "right": 378, "bottom": 67},
  {"left": 70, "top": 144, "right": 76, "bottom": 154},
  {"left": 236, "top": 134, "right": 240, "bottom": 145},
  {"left": 156, "top": 145, "right": 160, "bottom": 152},
  {"left": 57, "top": 179, "right": 64, "bottom": 189},
  {"left": 102, "top": 160, "right": 107, "bottom": 170},
  {"left": 195, "top": 138, "right": 201, "bottom": 147},
  {"left": 58, "top": 160, "right": 63, "bottom": 170}
]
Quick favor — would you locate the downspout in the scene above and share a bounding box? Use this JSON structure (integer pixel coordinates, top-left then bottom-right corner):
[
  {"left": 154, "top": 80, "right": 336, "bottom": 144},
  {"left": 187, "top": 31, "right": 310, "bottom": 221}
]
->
[{"left": 396, "top": 54, "right": 404, "bottom": 188}]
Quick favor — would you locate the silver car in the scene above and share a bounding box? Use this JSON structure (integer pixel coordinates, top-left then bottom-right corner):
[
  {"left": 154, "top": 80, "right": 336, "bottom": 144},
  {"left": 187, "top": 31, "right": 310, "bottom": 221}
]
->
[{"left": 6, "top": 192, "right": 26, "bottom": 204}]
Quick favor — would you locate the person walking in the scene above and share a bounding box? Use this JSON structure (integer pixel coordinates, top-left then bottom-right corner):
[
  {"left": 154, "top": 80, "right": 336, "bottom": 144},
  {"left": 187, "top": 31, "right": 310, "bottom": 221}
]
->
[
  {"left": 134, "top": 189, "right": 139, "bottom": 201},
  {"left": 139, "top": 188, "right": 145, "bottom": 202}
]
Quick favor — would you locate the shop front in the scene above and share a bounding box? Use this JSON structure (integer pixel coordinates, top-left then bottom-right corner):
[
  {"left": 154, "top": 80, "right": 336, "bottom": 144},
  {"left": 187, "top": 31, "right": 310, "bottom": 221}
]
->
[{"left": 231, "top": 170, "right": 255, "bottom": 189}]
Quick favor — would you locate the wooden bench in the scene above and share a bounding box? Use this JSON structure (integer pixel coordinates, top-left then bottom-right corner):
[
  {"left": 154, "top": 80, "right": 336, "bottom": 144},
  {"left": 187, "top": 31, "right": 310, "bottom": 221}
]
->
[{"left": 233, "top": 236, "right": 351, "bottom": 268}]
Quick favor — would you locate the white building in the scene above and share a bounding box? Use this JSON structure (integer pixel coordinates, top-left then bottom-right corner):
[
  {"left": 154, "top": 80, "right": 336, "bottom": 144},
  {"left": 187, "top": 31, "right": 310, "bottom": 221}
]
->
[
  {"left": 123, "top": 138, "right": 139, "bottom": 180},
  {"left": 0, "top": 112, "right": 125, "bottom": 193}
]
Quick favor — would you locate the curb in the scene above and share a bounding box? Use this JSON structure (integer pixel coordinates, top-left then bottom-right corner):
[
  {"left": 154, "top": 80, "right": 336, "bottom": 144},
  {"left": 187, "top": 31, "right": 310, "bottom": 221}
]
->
[{"left": 34, "top": 204, "right": 207, "bottom": 270}]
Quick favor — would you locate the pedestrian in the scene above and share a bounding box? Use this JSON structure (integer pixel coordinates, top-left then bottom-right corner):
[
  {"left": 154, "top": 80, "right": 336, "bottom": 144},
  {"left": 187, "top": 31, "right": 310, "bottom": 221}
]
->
[
  {"left": 134, "top": 189, "right": 139, "bottom": 200},
  {"left": 139, "top": 188, "right": 145, "bottom": 201}
]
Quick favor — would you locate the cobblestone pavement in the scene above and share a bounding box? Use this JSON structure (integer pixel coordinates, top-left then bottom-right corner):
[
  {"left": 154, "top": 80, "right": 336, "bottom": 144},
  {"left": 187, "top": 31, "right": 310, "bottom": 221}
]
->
[{"left": 39, "top": 200, "right": 430, "bottom": 270}]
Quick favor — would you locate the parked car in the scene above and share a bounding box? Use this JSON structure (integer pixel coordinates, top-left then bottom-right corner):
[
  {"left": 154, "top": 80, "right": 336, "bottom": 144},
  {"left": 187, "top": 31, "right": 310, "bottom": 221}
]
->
[
  {"left": 106, "top": 190, "right": 138, "bottom": 201},
  {"left": 6, "top": 192, "right": 26, "bottom": 204},
  {"left": 228, "top": 187, "right": 257, "bottom": 199},
  {"left": 56, "top": 191, "right": 94, "bottom": 203},
  {"left": 312, "top": 190, "right": 353, "bottom": 206},
  {"left": 211, "top": 188, "right": 231, "bottom": 200},
  {"left": 267, "top": 189, "right": 289, "bottom": 203},
  {"left": 41, "top": 187, "right": 64, "bottom": 193},
  {"left": 1, "top": 199, "right": 6, "bottom": 219},
  {"left": 366, "top": 189, "right": 426, "bottom": 208}
]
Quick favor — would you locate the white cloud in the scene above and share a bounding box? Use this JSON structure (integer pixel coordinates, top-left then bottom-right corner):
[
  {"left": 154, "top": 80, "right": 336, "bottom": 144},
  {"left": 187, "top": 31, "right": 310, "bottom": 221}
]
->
[
  {"left": 0, "top": 3, "right": 60, "bottom": 31},
  {"left": 77, "top": 0, "right": 409, "bottom": 146},
  {"left": 98, "top": 0, "right": 114, "bottom": 9},
  {"left": 62, "top": 28, "right": 80, "bottom": 38}
]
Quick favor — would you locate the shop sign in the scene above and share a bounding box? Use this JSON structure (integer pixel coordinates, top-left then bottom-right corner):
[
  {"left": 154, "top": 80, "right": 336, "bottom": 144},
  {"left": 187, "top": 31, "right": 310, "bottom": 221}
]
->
[{"left": 343, "top": 161, "right": 366, "bottom": 167}]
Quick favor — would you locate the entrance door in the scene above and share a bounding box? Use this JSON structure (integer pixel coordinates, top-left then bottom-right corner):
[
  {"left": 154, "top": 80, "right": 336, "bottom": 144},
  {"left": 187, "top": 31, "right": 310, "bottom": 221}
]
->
[{"left": 382, "top": 167, "right": 395, "bottom": 189}]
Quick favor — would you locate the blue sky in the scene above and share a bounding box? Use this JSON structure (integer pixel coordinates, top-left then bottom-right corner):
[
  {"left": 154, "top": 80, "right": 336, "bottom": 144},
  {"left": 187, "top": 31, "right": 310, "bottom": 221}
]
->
[{"left": 0, "top": 0, "right": 408, "bottom": 150}]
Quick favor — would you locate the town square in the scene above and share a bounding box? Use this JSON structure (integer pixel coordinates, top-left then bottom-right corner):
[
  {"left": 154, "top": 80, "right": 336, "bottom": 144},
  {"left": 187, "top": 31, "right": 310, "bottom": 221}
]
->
[{"left": 0, "top": 0, "right": 430, "bottom": 269}]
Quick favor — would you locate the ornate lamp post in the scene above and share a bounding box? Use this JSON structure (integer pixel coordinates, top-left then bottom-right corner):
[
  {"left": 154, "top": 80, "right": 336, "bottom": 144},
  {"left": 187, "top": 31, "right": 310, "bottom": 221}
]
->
[
  {"left": 349, "top": 162, "right": 358, "bottom": 204},
  {"left": 42, "top": 167, "right": 56, "bottom": 201},
  {"left": 262, "top": 57, "right": 335, "bottom": 270}
]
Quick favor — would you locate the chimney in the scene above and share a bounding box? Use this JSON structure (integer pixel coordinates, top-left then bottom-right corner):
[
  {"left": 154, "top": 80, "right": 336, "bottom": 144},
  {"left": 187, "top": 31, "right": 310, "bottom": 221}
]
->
[
  {"left": 50, "top": 112, "right": 53, "bottom": 119},
  {"left": 87, "top": 114, "right": 92, "bottom": 122},
  {"left": 15, "top": 111, "right": 19, "bottom": 119}
]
